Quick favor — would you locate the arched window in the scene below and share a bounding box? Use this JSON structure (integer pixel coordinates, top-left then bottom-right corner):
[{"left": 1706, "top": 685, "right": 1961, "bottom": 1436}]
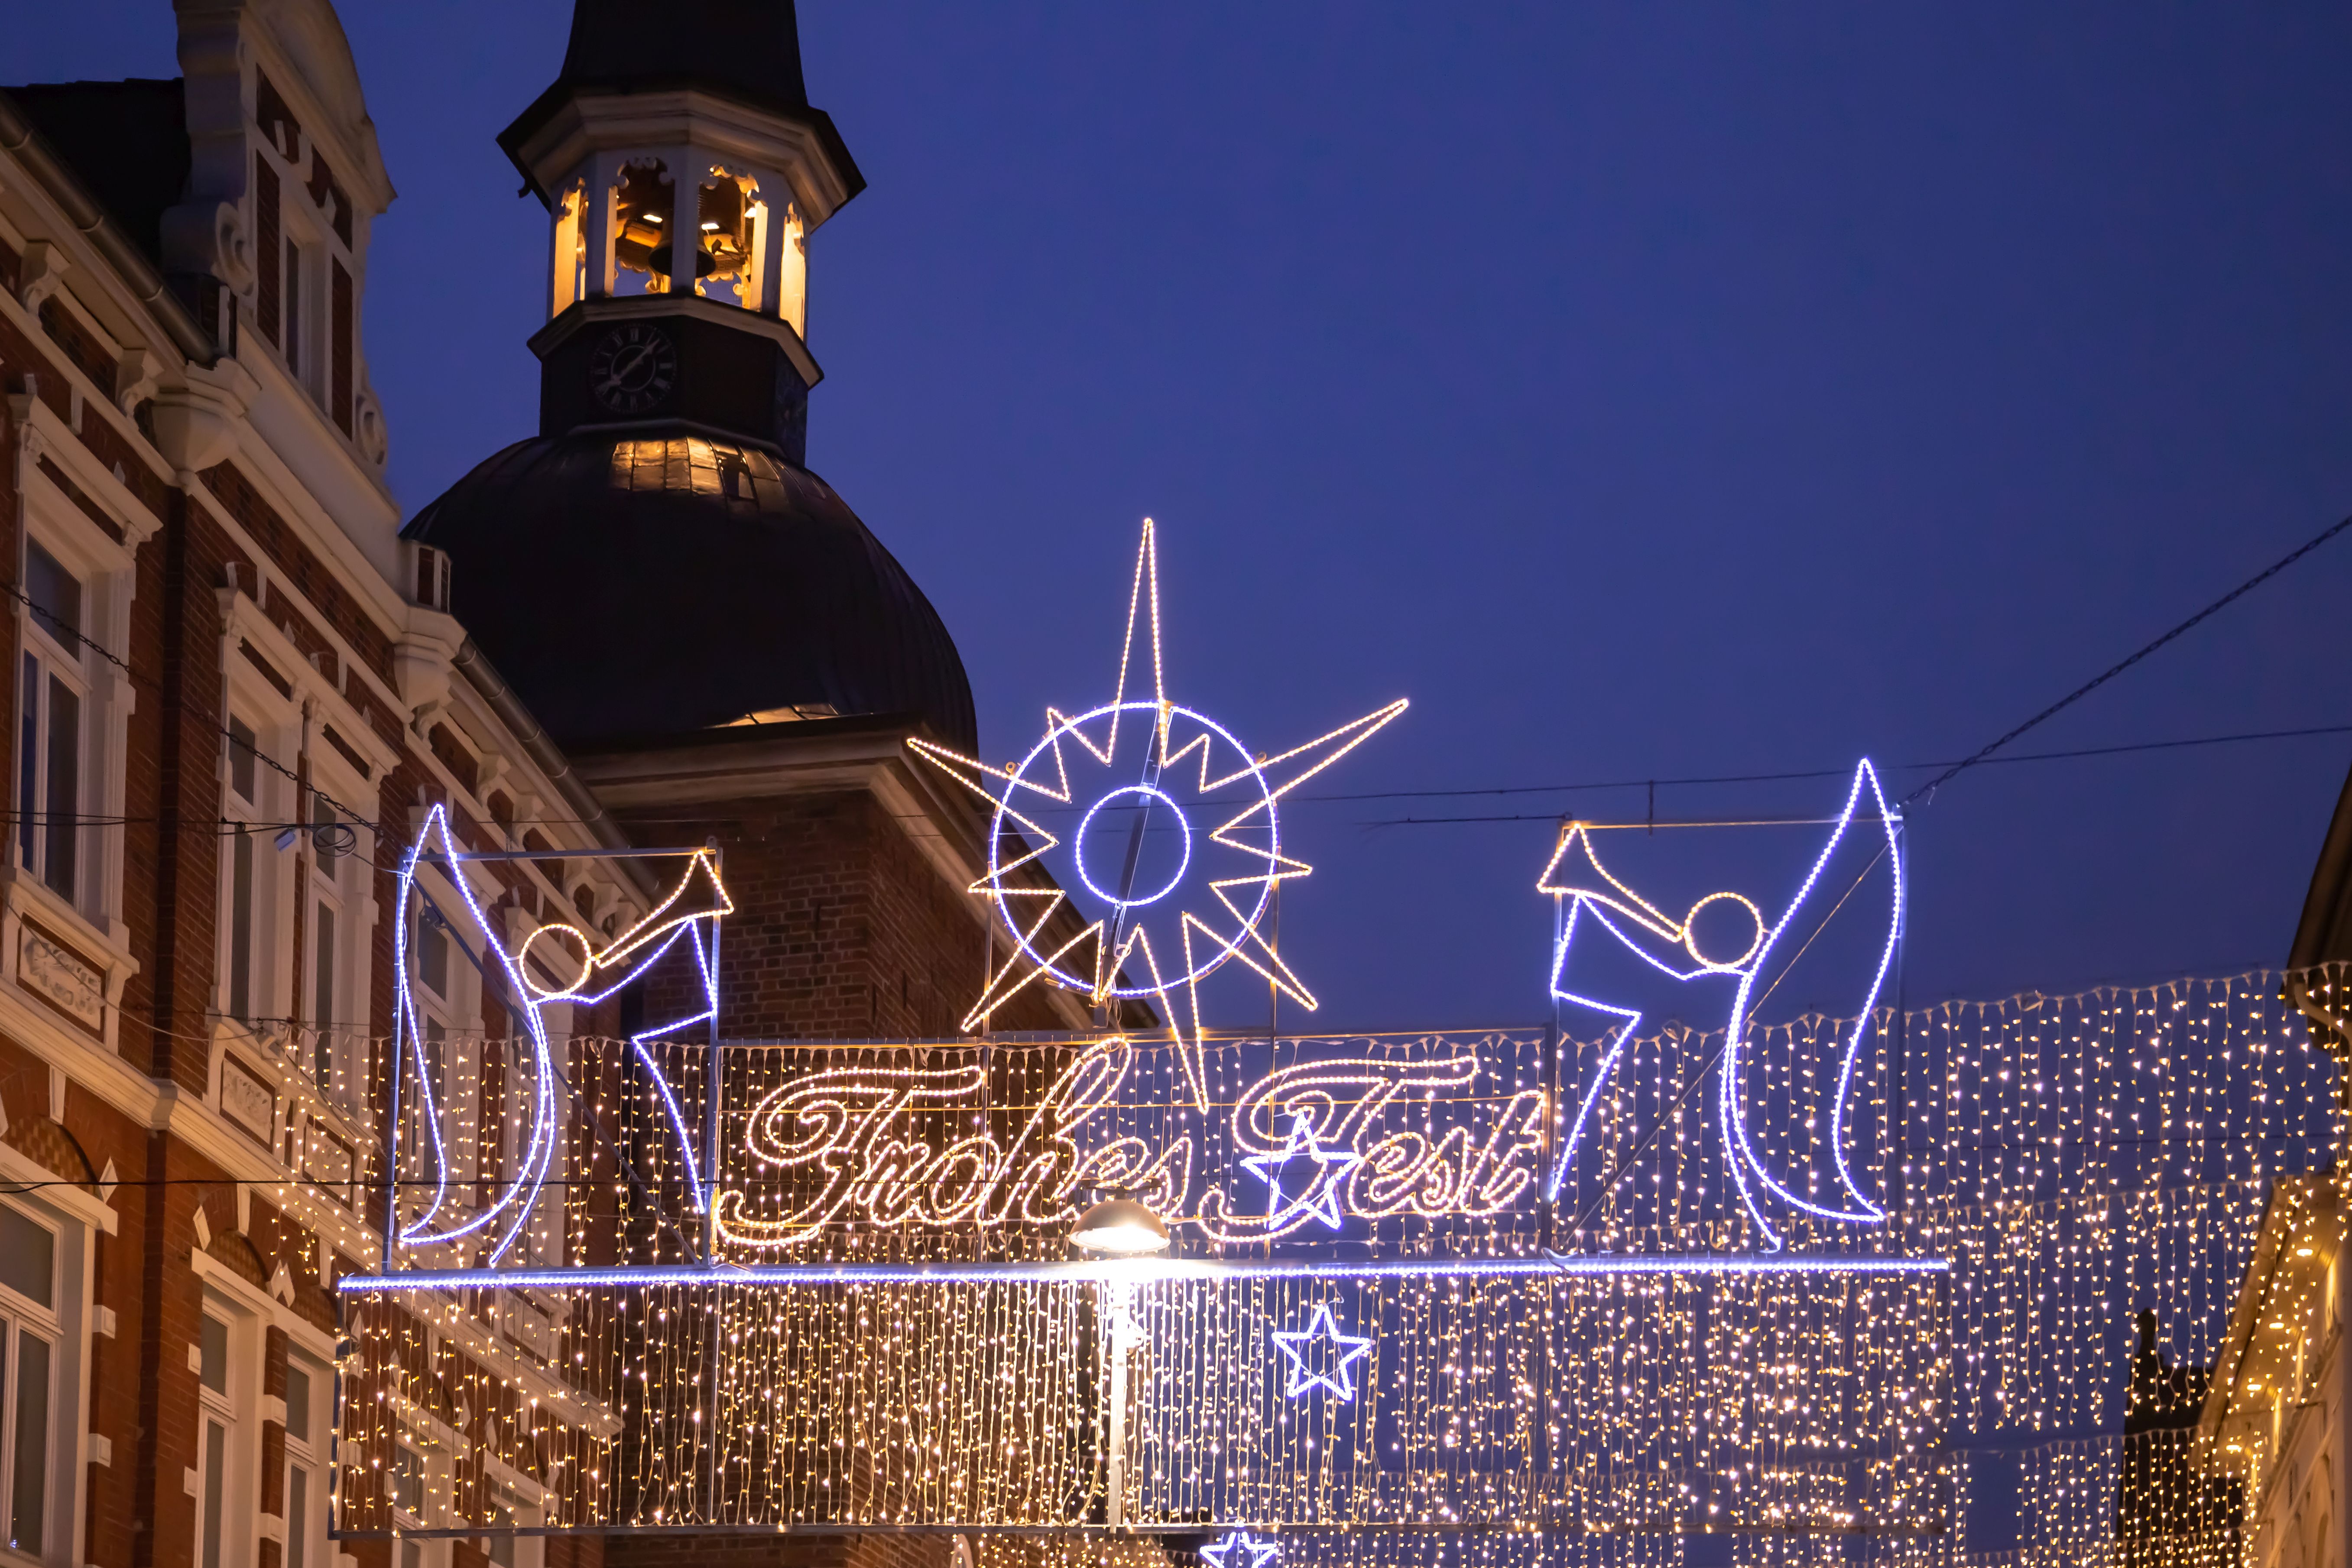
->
[{"left": 610, "top": 159, "right": 672, "bottom": 295}]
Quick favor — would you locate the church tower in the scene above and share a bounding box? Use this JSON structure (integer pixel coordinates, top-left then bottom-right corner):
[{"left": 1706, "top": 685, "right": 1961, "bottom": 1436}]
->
[
  {"left": 495, "top": 0, "right": 862, "bottom": 460},
  {"left": 402, "top": 0, "right": 978, "bottom": 756}
]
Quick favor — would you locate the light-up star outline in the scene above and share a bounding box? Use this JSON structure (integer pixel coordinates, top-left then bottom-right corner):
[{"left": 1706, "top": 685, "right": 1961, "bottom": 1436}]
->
[
  {"left": 1243, "top": 1111, "right": 1361, "bottom": 1231},
  {"left": 1271, "top": 1302, "right": 1374, "bottom": 1402},
  {"left": 1200, "top": 1531, "right": 1281, "bottom": 1568},
  {"left": 909, "top": 519, "right": 1407, "bottom": 1110}
]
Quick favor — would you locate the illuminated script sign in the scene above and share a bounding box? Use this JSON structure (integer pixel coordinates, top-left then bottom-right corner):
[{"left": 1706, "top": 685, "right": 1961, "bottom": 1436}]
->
[{"left": 713, "top": 1036, "right": 1547, "bottom": 1249}]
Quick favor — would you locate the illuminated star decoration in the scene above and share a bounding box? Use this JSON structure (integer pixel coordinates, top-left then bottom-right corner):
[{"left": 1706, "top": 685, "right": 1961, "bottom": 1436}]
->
[
  {"left": 908, "top": 518, "right": 1407, "bottom": 1111},
  {"left": 1200, "top": 1531, "right": 1281, "bottom": 1568},
  {"left": 393, "top": 805, "right": 733, "bottom": 1261},
  {"left": 1271, "top": 1302, "right": 1375, "bottom": 1402},
  {"left": 1242, "top": 1111, "right": 1362, "bottom": 1231}
]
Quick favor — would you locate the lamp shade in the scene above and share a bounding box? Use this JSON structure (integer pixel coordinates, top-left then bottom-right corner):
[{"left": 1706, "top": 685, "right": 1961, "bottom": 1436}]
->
[{"left": 1070, "top": 1197, "right": 1170, "bottom": 1256}]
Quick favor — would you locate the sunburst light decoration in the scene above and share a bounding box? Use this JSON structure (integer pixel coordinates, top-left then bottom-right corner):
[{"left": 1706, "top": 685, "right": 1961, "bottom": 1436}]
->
[{"left": 908, "top": 519, "right": 1406, "bottom": 1110}]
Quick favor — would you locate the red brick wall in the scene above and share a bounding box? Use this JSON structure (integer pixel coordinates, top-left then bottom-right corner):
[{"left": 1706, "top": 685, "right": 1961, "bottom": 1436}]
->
[{"left": 622, "top": 790, "right": 1066, "bottom": 1042}]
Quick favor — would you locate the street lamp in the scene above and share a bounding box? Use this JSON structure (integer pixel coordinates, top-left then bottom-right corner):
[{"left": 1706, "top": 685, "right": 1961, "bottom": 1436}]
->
[
  {"left": 1069, "top": 1194, "right": 1166, "bottom": 1529},
  {"left": 1070, "top": 1196, "right": 1170, "bottom": 1256}
]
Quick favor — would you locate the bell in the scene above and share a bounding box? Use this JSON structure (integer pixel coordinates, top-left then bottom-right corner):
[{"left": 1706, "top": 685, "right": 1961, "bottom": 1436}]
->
[{"left": 646, "top": 242, "right": 717, "bottom": 281}]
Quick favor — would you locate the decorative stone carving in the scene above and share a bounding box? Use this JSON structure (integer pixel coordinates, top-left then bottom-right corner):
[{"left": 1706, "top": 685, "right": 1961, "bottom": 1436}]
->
[
  {"left": 354, "top": 386, "right": 389, "bottom": 466},
  {"left": 218, "top": 1052, "right": 277, "bottom": 1148},
  {"left": 18, "top": 922, "right": 103, "bottom": 1032},
  {"left": 159, "top": 201, "right": 253, "bottom": 294},
  {"left": 15, "top": 240, "right": 66, "bottom": 312},
  {"left": 147, "top": 357, "right": 256, "bottom": 472},
  {"left": 305, "top": 1121, "right": 357, "bottom": 1207},
  {"left": 114, "top": 347, "right": 163, "bottom": 416}
]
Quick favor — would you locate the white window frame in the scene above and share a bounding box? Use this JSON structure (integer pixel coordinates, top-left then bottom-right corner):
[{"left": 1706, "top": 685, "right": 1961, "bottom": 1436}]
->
[
  {"left": 302, "top": 749, "right": 370, "bottom": 1114},
  {"left": 483, "top": 1480, "right": 542, "bottom": 1568},
  {"left": 191, "top": 1298, "right": 256, "bottom": 1568},
  {"left": 281, "top": 1352, "right": 328, "bottom": 1568},
  {"left": 283, "top": 227, "right": 310, "bottom": 397},
  {"left": 388, "top": 1425, "right": 447, "bottom": 1568},
  {"left": 253, "top": 121, "right": 336, "bottom": 412},
  {"left": 0, "top": 1198, "right": 62, "bottom": 1564},
  {"left": 215, "top": 673, "right": 298, "bottom": 1037},
  {"left": 11, "top": 475, "right": 136, "bottom": 935},
  {"left": 14, "top": 537, "right": 89, "bottom": 914}
]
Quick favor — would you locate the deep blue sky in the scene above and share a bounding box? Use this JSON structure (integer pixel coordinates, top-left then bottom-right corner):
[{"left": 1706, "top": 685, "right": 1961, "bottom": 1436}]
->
[{"left": 12, "top": 4, "right": 2352, "bottom": 1032}]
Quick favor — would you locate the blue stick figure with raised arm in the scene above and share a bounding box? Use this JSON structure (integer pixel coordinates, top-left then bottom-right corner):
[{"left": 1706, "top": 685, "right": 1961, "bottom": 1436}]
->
[{"left": 1541, "top": 760, "right": 1903, "bottom": 1250}]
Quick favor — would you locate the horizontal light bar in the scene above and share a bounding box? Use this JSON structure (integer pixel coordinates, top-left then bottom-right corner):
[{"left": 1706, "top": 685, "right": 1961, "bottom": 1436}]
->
[{"left": 338, "top": 1253, "right": 1949, "bottom": 1293}]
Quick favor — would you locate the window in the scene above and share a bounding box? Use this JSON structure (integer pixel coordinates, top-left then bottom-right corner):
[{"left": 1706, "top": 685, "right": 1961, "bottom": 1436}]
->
[
  {"left": 501, "top": 1019, "right": 562, "bottom": 1267},
  {"left": 310, "top": 900, "right": 334, "bottom": 1075},
  {"left": 391, "top": 1441, "right": 423, "bottom": 1516},
  {"left": 418, "top": 913, "right": 449, "bottom": 1001},
  {"left": 225, "top": 719, "right": 259, "bottom": 1023},
  {"left": 195, "top": 1312, "right": 235, "bottom": 1568},
  {"left": 487, "top": 1491, "right": 515, "bottom": 1568},
  {"left": 310, "top": 792, "right": 343, "bottom": 1089},
  {"left": 283, "top": 237, "right": 304, "bottom": 381},
  {"left": 285, "top": 1358, "right": 325, "bottom": 1568},
  {"left": 228, "top": 717, "right": 257, "bottom": 803},
  {"left": 0, "top": 1204, "right": 56, "bottom": 1558},
  {"left": 412, "top": 904, "right": 453, "bottom": 1136},
  {"left": 404, "top": 886, "right": 481, "bottom": 1191},
  {"left": 305, "top": 782, "right": 369, "bottom": 1111},
  {"left": 482, "top": 1480, "right": 539, "bottom": 1568},
  {"left": 389, "top": 1432, "right": 439, "bottom": 1565},
  {"left": 219, "top": 712, "right": 292, "bottom": 1032},
  {"left": 16, "top": 539, "right": 86, "bottom": 903}
]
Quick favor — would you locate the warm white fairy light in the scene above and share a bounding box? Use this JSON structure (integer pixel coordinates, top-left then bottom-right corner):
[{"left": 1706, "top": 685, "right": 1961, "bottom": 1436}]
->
[
  {"left": 907, "top": 518, "right": 1406, "bottom": 1109},
  {"left": 331, "top": 969, "right": 2346, "bottom": 1563}
]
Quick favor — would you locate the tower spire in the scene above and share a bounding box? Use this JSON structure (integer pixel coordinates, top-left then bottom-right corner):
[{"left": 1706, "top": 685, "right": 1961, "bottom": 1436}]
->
[{"left": 557, "top": 0, "right": 810, "bottom": 120}]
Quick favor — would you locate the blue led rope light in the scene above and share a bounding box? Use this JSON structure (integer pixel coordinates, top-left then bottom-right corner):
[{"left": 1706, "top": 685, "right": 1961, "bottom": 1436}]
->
[
  {"left": 1270, "top": 1301, "right": 1374, "bottom": 1401},
  {"left": 1541, "top": 760, "right": 1902, "bottom": 1250},
  {"left": 389, "top": 806, "right": 733, "bottom": 1260},
  {"left": 1719, "top": 759, "right": 1901, "bottom": 1248},
  {"left": 907, "top": 519, "right": 1406, "bottom": 1110},
  {"left": 1241, "top": 1111, "right": 1363, "bottom": 1232},
  {"left": 1199, "top": 1532, "right": 1281, "bottom": 1568},
  {"left": 338, "top": 1253, "right": 1950, "bottom": 1293}
]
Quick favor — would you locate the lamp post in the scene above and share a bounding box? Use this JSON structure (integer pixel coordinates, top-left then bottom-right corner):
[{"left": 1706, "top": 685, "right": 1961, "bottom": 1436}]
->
[{"left": 1071, "top": 1196, "right": 1168, "bottom": 1527}]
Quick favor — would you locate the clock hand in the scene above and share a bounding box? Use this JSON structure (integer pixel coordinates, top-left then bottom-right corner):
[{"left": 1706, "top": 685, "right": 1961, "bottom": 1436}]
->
[{"left": 608, "top": 342, "right": 652, "bottom": 382}]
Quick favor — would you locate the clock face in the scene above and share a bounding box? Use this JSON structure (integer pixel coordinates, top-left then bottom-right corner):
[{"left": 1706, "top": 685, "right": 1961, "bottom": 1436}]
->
[{"left": 587, "top": 324, "right": 677, "bottom": 415}]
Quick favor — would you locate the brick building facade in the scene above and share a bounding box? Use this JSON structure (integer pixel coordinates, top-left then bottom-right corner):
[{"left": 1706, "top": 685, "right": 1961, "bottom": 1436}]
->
[{"left": 0, "top": 5, "right": 1097, "bottom": 1568}]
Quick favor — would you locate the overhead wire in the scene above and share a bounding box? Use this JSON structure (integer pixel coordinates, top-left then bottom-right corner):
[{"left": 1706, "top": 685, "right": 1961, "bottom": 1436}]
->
[{"left": 1901, "top": 509, "right": 2352, "bottom": 806}]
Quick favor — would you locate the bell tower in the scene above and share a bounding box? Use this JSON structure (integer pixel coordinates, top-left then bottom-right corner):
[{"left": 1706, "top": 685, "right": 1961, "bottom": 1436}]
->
[{"left": 495, "top": 0, "right": 863, "bottom": 464}]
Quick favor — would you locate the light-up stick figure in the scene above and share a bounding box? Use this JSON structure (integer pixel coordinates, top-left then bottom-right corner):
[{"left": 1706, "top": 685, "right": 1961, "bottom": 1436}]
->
[
  {"left": 1541, "top": 760, "right": 1902, "bottom": 1250},
  {"left": 393, "top": 805, "right": 733, "bottom": 1263}
]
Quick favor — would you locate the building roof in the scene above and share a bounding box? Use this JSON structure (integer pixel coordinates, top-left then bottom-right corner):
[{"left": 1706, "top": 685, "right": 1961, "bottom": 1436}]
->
[
  {"left": 2290, "top": 759, "right": 2352, "bottom": 973},
  {"left": 561, "top": 0, "right": 811, "bottom": 114},
  {"left": 402, "top": 426, "right": 977, "bottom": 755},
  {"left": 498, "top": 0, "right": 862, "bottom": 207},
  {"left": 0, "top": 80, "right": 188, "bottom": 265}
]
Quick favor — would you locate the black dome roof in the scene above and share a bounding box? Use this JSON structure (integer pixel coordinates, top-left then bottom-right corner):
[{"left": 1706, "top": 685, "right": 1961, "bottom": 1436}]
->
[{"left": 403, "top": 427, "right": 976, "bottom": 753}]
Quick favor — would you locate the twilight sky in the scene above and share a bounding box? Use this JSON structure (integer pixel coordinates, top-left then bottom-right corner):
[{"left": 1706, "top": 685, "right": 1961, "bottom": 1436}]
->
[{"left": 10, "top": 3, "right": 2352, "bottom": 1033}]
